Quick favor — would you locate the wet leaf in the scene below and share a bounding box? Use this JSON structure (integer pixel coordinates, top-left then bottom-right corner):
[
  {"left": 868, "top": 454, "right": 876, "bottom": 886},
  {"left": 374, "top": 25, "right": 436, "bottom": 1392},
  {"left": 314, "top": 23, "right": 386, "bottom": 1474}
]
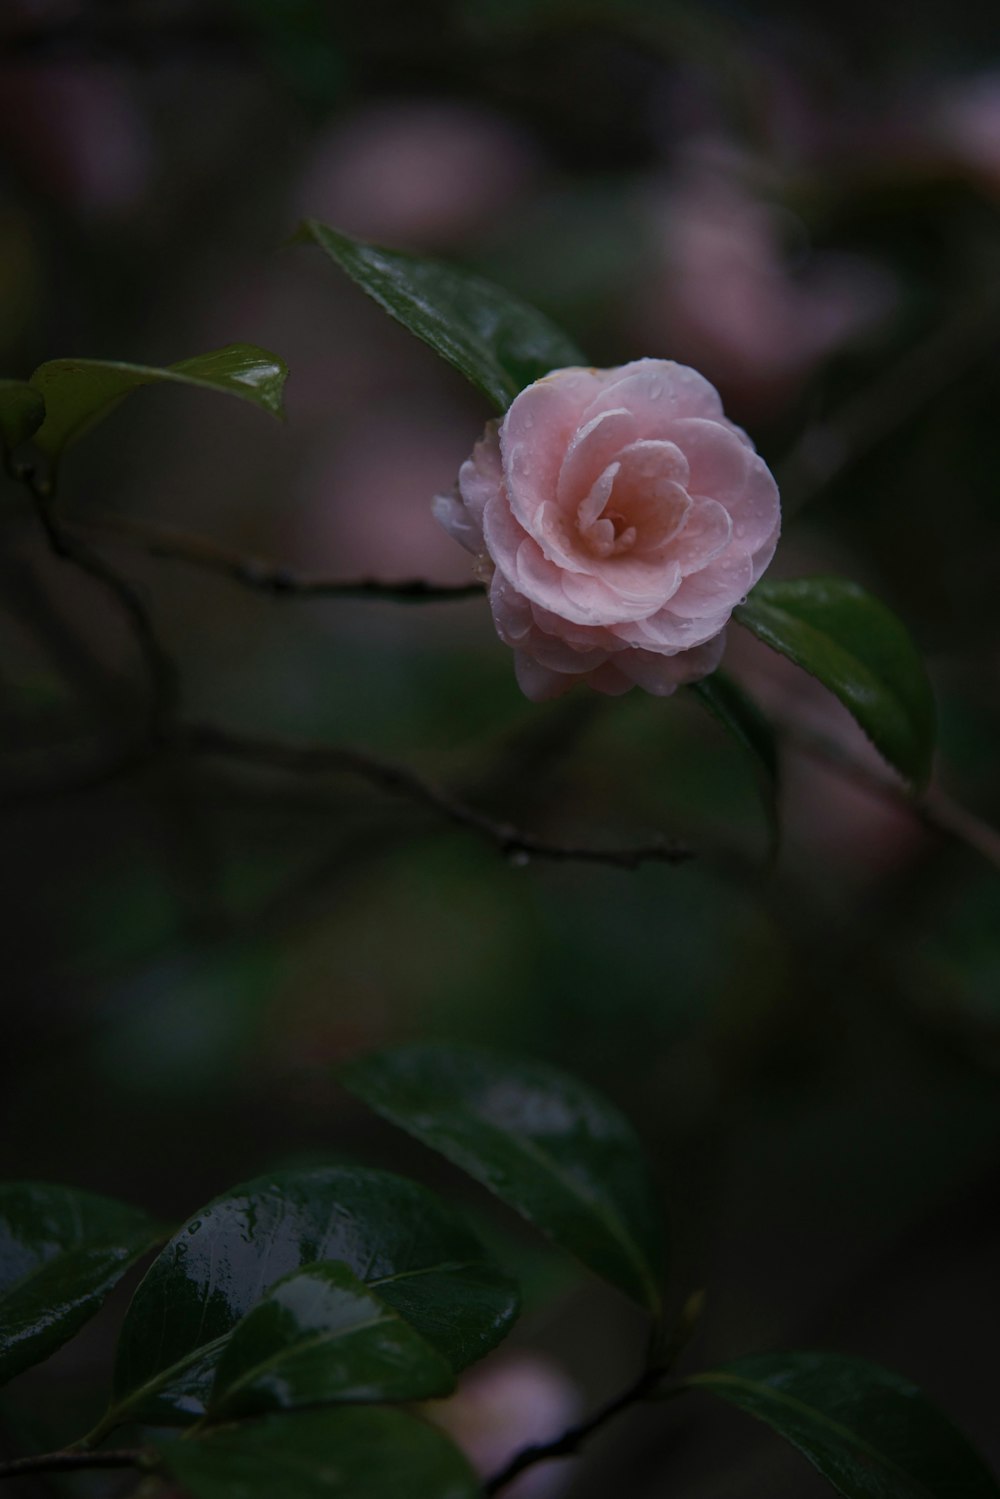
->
[
  {"left": 0, "top": 1183, "right": 159, "bottom": 1386},
  {"left": 688, "top": 1350, "right": 1000, "bottom": 1499},
  {"left": 0, "top": 380, "right": 45, "bottom": 450},
  {"left": 298, "top": 219, "right": 585, "bottom": 410},
  {"left": 208, "top": 1261, "right": 456, "bottom": 1419},
  {"left": 30, "top": 344, "right": 288, "bottom": 463},
  {"left": 340, "top": 1042, "right": 666, "bottom": 1316},
  {"left": 159, "top": 1405, "right": 480, "bottom": 1499},
  {"left": 735, "top": 577, "right": 935, "bottom": 786},
  {"left": 109, "top": 1166, "right": 517, "bottom": 1426}
]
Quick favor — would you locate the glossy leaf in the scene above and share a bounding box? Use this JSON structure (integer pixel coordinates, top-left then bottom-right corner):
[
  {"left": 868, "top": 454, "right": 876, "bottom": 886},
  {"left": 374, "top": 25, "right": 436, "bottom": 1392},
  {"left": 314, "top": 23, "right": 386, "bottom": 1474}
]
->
[
  {"left": 0, "top": 380, "right": 45, "bottom": 450},
  {"left": 340, "top": 1043, "right": 666, "bottom": 1316},
  {"left": 209, "top": 1261, "right": 456, "bottom": 1419},
  {"left": 159, "top": 1405, "right": 480, "bottom": 1499},
  {"left": 687, "top": 1351, "right": 1000, "bottom": 1499},
  {"left": 298, "top": 219, "right": 586, "bottom": 411},
  {"left": 110, "top": 1166, "right": 517, "bottom": 1426},
  {"left": 29, "top": 344, "right": 288, "bottom": 462},
  {"left": 0, "top": 1183, "right": 159, "bottom": 1387},
  {"left": 735, "top": 576, "right": 935, "bottom": 786},
  {"left": 688, "top": 671, "right": 780, "bottom": 851}
]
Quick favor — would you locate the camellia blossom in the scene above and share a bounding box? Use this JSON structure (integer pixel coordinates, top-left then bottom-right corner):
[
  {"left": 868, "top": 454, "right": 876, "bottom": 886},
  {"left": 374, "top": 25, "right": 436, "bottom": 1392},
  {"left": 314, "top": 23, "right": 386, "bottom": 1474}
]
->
[{"left": 433, "top": 358, "right": 781, "bottom": 701}]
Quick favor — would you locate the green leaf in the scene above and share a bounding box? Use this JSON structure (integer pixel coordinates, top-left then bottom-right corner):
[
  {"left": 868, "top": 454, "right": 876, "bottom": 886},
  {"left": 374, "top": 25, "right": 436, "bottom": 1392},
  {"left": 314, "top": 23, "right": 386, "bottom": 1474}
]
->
[
  {"left": 0, "top": 380, "right": 45, "bottom": 450},
  {"left": 340, "top": 1042, "right": 666, "bottom": 1316},
  {"left": 208, "top": 1261, "right": 456, "bottom": 1420},
  {"left": 109, "top": 1166, "right": 517, "bottom": 1426},
  {"left": 159, "top": 1405, "right": 480, "bottom": 1499},
  {"left": 29, "top": 344, "right": 288, "bottom": 462},
  {"left": 688, "top": 671, "right": 780, "bottom": 851},
  {"left": 735, "top": 577, "right": 936, "bottom": 786},
  {"left": 298, "top": 219, "right": 586, "bottom": 411},
  {"left": 0, "top": 1183, "right": 159, "bottom": 1387},
  {"left": 686, "top": 1351, "right": 1000, "bottom": 1499}
]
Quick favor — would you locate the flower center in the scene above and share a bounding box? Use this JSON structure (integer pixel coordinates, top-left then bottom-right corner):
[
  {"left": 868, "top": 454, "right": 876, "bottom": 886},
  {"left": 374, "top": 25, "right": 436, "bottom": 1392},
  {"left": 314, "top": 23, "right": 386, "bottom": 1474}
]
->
[
  {"left": 580, "top": 507, "right": 638, "bottom": 559},
  {"left": 574, "top": 452, "right": 694, "bottom": 565},
  {"left": 577, "top": 461, "right": 639, "bottom": 559}
]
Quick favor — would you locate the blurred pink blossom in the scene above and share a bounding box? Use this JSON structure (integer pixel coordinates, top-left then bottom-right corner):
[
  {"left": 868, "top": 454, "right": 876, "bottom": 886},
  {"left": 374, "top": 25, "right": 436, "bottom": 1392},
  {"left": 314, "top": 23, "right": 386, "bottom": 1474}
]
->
[
  {"left": 634, "top": 149, "right": 895, "bottom": 414},
  {"left": 425, "top": 1352, "right": 581, "bottom": 1498},
  {"left": 0, "top": 61, "right": 152, "bottom": 216},
  {"left": 295, "top": 99, "right": 540, "bottom": 248},
  {"left": 296, "top": 403, "right": 481, "bottom": 583},
  {"left": 933, "top": 72, "right": 1000, "bottom": 192}
]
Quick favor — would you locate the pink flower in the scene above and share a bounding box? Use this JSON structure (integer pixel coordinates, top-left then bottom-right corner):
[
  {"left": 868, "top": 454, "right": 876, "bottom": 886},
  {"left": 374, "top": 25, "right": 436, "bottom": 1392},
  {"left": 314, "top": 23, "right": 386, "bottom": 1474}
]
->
[{"left": 434, "top": 359, "right": 781, "bottom": 701}]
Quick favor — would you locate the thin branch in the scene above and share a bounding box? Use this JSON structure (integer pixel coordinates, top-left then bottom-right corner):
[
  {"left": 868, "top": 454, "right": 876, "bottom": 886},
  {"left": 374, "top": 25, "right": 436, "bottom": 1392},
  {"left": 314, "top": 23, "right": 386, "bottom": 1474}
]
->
[
  {"left": 484, "top": 1365, "right": 670, "bottom": 1495},
  {"left": 183, "top": 723, "right": 694, "bottom": 870},
  {"left": 0, "top": 1448, "right": 149, "bottom": 1482},
  {"left": 79, "top": 511, "right": 486, "bottom": 602},
  {"left": 0, "top": 737, "right": 157, "bottom": 803},
  {"left": 485, "top": 1290, "right": 703, "bottom": 1495},
  {"left": 12, "top": 462, "right": 178, "bottom": 738}
]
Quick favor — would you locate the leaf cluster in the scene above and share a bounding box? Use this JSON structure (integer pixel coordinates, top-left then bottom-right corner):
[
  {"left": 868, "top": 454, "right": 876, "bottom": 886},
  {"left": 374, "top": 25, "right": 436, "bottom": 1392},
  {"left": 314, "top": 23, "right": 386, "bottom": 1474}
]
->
[{"left": 2, "top": 1046, "right": 995, "bottom": 1497}]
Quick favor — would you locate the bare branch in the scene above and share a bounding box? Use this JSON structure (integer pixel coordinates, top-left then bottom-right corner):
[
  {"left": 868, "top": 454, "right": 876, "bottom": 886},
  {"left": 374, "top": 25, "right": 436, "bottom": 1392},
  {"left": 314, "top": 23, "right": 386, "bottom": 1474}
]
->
[
  {"left": 14, "top": 463, "right": 178, "bottom": 738},
  {"left": 80, "top": 511, "right": 486, "bottom": 602},
  {"left": 183, "top": 723, "right": 694, "bottom": 871},
  {"left": 484, "top": 1365, "right": 668, "bottom": 1495},
  {"left": 0, "top": 1448, "right": 149, "bottom": 1481},
  {"left": 485, "top": 1290, "right": 704, "bottom": 1494}
]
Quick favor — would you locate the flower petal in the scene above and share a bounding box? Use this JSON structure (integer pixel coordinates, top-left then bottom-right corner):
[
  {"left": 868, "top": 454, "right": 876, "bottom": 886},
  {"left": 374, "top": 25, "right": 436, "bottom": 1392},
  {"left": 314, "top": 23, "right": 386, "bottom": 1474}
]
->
[
  {"left": 675, "top": 496, "right": 732, "bottom": 574},
  {"left": 616, "top": 631, "right": 725, "bottom": 693},
  {"left": 457, "top": 421, "right": 503, "bottom": 529},
  {"left": 514, "top": 652, "right": 576, "bottom": 702},
  {"left": 432, "top": 488, "right": 482, "bottom": 554},
  {"left": 500, "top": 368, "right": 601, "bottom": 536},
  {"left": 557, "top": 407, "right": 639, "bottom": 509},
  {"left": 613, "top": 605, "right": 732, "bottom": 651},
  {"left": 668, "top": 418, "right": 780, "bottom": 555},
  {"left": 584, "top": 358, "right": 726, "bottom": 435},
  {"left": 665, "top": 544, "right": 755, "bottom": 618}
]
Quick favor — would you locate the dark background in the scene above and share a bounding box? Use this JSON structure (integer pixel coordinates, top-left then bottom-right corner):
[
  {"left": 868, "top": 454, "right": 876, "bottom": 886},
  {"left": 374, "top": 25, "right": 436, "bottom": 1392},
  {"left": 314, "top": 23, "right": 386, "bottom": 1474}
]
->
[{"left": 2, "top": 2, "right": 999, "bottom": 1494}]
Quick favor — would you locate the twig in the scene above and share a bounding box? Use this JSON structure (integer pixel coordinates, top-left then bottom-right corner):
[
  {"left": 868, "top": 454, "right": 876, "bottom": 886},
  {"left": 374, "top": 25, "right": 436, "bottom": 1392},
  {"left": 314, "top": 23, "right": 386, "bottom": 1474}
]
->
[
  {"left": 79, "top": 511, "right": 486, "bottom": 602},
  {"left": 183, "top": 723, "right": 694, "bottom": 870},
  {"left": 484, "top": 1365, "right": 670, "bottom": 1495},
  {"left": 485, "top": 1289, "right": 703, "bottom": 1494},
  {"left": 12, "top": 462, "right": 178, "bottom": 738},
  {"left": 0, "top": 1448, "right": 149, "bottom": 1481}
]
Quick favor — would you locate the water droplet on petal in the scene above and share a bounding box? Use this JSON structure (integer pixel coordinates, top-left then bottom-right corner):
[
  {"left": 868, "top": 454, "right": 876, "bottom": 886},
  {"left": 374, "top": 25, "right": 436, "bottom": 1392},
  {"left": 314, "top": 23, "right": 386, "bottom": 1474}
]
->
[{"left": 648, "top": 381, "right": 663, "bottom": 400}]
